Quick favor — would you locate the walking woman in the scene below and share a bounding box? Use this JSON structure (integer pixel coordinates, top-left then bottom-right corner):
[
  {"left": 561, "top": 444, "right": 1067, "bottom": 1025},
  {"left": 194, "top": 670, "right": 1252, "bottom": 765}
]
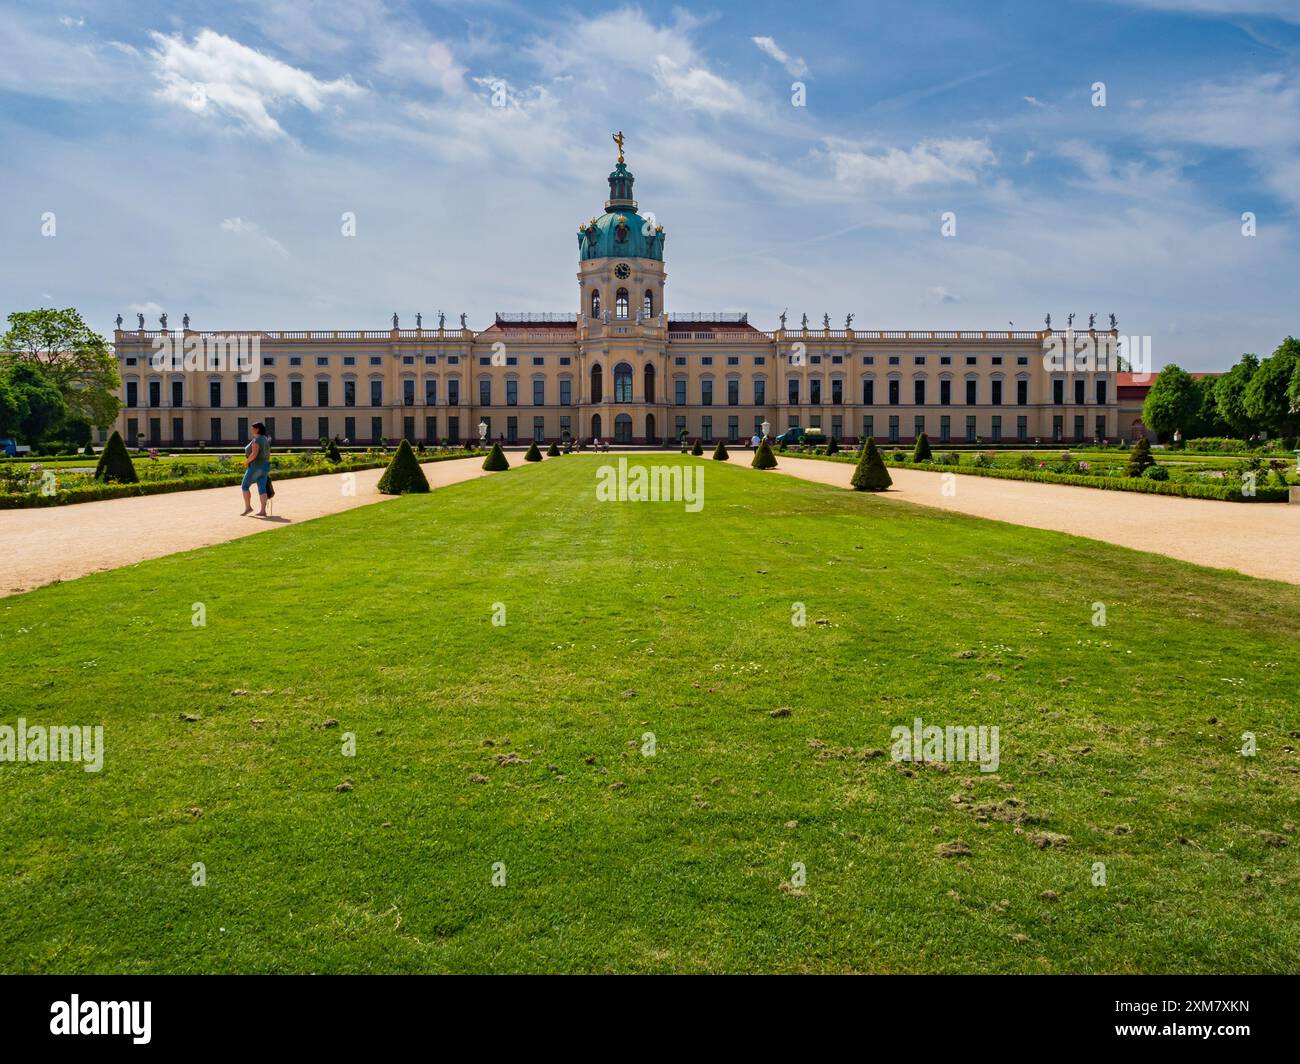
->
[{"left": 241, "top": 421, "right": 272, "bottom": 516}]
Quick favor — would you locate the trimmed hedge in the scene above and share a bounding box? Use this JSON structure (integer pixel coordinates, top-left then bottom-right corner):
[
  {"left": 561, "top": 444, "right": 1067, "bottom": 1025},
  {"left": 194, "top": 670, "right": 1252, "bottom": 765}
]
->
[
  {"left": 0, "top": 452, "right": 485, "bottom": 509},
  {"left": 1126, "top": 436, "right": 1156, "bottom": 478},
  {"left": 912, "top": 433, "right": 933, "bottom": 463},
  {"left": 524, "top": 442, "right": 543, "bottom": 462},
  {"left": 483, "top": 442, "right": 510, "bottom": 471},
  {"left": 712, "top": 440, "right": 729, "bottom": 461},
  {"left": 547, "top": 442, "right": 560, "bottom": 457},
  {"left": 376, "top": 439, "right": 431, "bottom": 495},
  {"left": 751, "top": 438, "right": 778, "bottom": 469},
  {"left": 851, "top": 437, "right": 892, "bottom": 491},
  {"left": 785, "top": 451, "right": 1288, "bottom": 502},
  {"left": 691, "top": 439, "right": 704, "bottom": 456},
  {"left": 94, "top": 431, "right": 139, "bottom": 484}
]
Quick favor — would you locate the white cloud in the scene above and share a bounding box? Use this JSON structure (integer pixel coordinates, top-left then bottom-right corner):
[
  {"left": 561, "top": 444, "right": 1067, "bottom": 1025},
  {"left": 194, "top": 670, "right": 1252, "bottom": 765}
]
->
[
  {"left": 148, "top": 29, "right": 364, "bottom": 138},
  {"left": 752, "top": 36, "right": 808, "bottom": 78},
  {"left": 830, "top": 138, "right": 997, "bottom": 191},
  {"left": 220, "top": 217, "right": 288, "bottom": 256},
  {"left": 372, "top": 32, "right": 466, "bottom": 94},
  {"left": 927, "top": 286, "right": 960, "bottom": 304},
  {"left": 1111, "top": 0, "right": 1300, "bottom": 23},
  {"left": 652, "top": 55, "right": 749, "bottom": 113},
  {"left": 59, "top": 16, "right": 85, "bottom": 29}
]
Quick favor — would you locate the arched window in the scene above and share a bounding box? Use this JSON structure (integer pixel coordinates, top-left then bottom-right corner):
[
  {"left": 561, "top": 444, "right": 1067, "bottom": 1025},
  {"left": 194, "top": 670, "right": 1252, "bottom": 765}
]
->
[
  {"left": 590, "top": 363, "right": 603, "bottom": 404},
  {"left": 590, "top": 289, "right": 601, "bottom": 317},
  {"left": 645, "top": 412, "right": 656, "bottom": 442},
  {"left": 615, "top": 288, "right": 629, "bottom": 319},
  {"left": 591, "top": 413, "right": 602, "bottom": 440},
  {"left": 643, "top": 363, "right": 655, "bottom": 403},
  {"left": 614, "top": 362, "right": 633, "bottom": 403},
  {"left": 643, "top": 289, "right": 654, "bottom": 317}
]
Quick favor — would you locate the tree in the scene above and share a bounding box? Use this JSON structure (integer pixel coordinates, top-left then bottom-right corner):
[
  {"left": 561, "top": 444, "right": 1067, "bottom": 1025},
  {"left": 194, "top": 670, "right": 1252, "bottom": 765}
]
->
[
  {"left": 0, "top": 374, "right": 25, "bottom": 438},
  {"left": 524, "top": 441, "right": 543, "bottom": 462},
  {"left": 751, "top": 438, "right": 777, "bottom": 469},
  {"left": 712, "top": 439, "right": 729, "bottom": 461},
  {"left": 1212, "top": 354, "right": 1259, "bottom": 439},
  {"left": 826, "top": 437, "right": 839, "bottom": 455},
  {"left": 912, "top": 432, "right": 933, "bottom": 462},
  {"left": 1125, "top": 435, "right": 1155, "bottom": 477},
  {"left": 1141, "top": 364, "right": 1198, "bottom": 442},
  {"left": 376, "top": 438, "right": 430, "bottom": 494},
  {"left": 1244, "top": 337, "right": 1300, "bottom": 441},
  {"left": 482, "top": 442, "right": 510, "bottom": 471},
  {"left": 850, "top": 437, "right": 892, "bottom": 491},
  {"left": 5, "top": 362, "right": 66, "bottom": 443},
  {"left": 94, "top": 430, "right": 138, "bottom": 483},
  {"left": 1, "top": 308, "right": 121, "bottom": 427},
  {"left": 1190, "top": 375, "right": 1228, "bottom": 438}
]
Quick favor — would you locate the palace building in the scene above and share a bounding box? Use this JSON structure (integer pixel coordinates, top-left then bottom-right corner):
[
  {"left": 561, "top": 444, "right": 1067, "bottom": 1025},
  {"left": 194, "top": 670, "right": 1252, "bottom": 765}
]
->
[{"left": 112, "top": 140, "right": 1120, "bottom": 449}]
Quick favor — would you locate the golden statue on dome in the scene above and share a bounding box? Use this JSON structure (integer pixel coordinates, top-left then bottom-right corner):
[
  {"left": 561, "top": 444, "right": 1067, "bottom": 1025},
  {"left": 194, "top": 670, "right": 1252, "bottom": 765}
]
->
[{"left": 612, "top": 130, "right": 625, "bottom": 163}]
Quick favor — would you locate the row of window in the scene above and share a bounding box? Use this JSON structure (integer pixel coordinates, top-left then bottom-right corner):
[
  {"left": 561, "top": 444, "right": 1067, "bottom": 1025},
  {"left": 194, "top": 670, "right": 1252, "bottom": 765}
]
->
[{"left": 591, "top": 288, "right": 654, "bottom": 319}]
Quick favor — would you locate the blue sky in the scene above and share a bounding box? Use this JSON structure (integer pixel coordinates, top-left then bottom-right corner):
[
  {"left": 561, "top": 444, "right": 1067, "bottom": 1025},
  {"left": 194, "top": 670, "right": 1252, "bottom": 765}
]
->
[{"left": 2, "top": 0, "right": 1298, "bottom": 369}]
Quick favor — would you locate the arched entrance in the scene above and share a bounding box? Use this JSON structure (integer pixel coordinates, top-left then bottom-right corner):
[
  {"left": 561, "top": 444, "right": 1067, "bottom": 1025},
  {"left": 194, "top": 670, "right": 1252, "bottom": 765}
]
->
[
  {"left": 643, "top": 363, "right": 656, "bottom": 403},
  {"left": 645, "top": 412, "right": 656, "bottom": 443},
  {"left": 591, "top": 413, "right": 602, "bottom": 440},
  {"left": 590, "top": 363, "right": 603, "bottom": 403}
]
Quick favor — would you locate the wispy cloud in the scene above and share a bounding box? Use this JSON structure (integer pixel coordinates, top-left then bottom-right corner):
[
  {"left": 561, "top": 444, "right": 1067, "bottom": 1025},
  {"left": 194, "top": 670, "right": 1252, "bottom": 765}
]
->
[{"left": 752, "top": 35, "right": 809, "bottom": 78}]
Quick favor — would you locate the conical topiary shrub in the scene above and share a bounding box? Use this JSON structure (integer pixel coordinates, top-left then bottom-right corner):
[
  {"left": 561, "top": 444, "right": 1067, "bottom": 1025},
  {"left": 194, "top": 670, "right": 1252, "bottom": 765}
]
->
[
  {"left": 751, "top": 438, "right": 778, "bottom": 469},
  {"left": 547, "top": 442, "right": 560, "bottom": 457},
  {"left": 712, "top": 440, "right": 729, "bottom": 461},
  {"left": 850, "top": 437, "right": 892, "bottom": 491},
  {"left": 912, "top": 432, "right": 932, "bottom": 462},
  {"left": 376, "top": 438, "right": 430, "bottom": 494},
  {"left": 83, "top": 441, "right": 95, "bottom": 457},
  {"left": 1126, "top": 436, "right": 1155, "bottom": 477},
  {"left": 326, "top": 439, "right": 343, "bottom": 463},
  {"left": 483, "top": 441, "right": 510, "bottom": 471},
  {"left": 826, "top": 437, "right": 839, "bottom": 455},
  {"left": 94, "top": 430, "right": 138, "bottom": 484},
  {"left": 525, "top": 441, "right": 543, "bottom": 462},
  {"left": 691, "top": 439, "right": 704, "bottom": 456}
]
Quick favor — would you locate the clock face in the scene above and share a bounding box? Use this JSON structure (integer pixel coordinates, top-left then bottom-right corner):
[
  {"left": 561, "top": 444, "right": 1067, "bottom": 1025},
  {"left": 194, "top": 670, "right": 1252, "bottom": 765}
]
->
[{"left": 614, "top": 263, "right": 630, "bottom": 279}]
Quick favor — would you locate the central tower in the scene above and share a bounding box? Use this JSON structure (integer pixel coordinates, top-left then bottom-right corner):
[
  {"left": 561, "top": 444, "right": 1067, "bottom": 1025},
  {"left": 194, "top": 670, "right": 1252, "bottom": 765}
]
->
[{"left": 577, "top": 134, "right": 666, "bottom": 335}]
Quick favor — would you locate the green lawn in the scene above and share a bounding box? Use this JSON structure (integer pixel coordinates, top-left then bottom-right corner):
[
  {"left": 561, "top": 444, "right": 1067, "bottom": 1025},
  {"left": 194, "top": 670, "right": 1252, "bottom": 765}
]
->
[{"left": 1, "top": 455, "right": 1297, "bottom": 973}]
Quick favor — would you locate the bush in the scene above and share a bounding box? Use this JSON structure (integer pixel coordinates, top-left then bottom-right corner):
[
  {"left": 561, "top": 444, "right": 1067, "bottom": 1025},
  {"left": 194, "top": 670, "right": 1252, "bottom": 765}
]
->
[
  {"left": 1142, "top": 464, "right": 1169, "bottom": 481},
  {"left": 691, "top": 439, "right": 704, "bottom": 456},
  {"left": 751, "top": 438, "right": 778, "bottom": 469},
  {"left": 1126, "top": 436, "right": 1156, "bottom": 477},
  {"left": 93, "top": 431, "right": 138, "bottom": 484},
  {"left": 912, "top": 433, "right": 933, "bottom": 462},
  {"left": 376, "top": 439, "right": 430, "bottom": 494},
  {"left": 482, "top": 442, "right": 510, "bottom": 471},
  {"left": 1016, "top": 453, "right": 1037, "bottom": 470},
  {"left": 1183, "top": 437, "right": 1252, "bottom": 454},
  {"left": 547, "top": 442, "right": 560, "bottom": 457},
  {"left": 82, "top": 441, "right": 95, "bottom": 457},
  {"left": 826, "top": 437, "right": 839, "bottom": 456},
  {"left": 326, "top": 439, "right": 343, "bottom": 463},
  {"left": 524, "top": 441, "right": 543, "bottom": 462},
  {"left": 892, "top": 450, "right": 907, "bottom": 462},
  {"left": 712, "top": 440, "right": 730, "bottom": 461},
  {"left": 851, "top": 437, "right": 892, "bottom": 492}
]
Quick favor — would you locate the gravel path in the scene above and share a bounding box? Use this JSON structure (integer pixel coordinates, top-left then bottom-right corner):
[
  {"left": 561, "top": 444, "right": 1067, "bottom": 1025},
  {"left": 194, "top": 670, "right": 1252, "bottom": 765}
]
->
[
  {"left": 0, "top": 458, "right": 498, "bottom": 597},
  {"left": 770, "top": 456, "right": 1300, "bottom": 585}
]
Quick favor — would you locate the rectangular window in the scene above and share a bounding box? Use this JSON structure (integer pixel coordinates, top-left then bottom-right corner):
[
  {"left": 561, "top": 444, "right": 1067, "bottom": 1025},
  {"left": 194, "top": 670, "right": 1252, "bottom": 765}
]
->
[
  {"left": 1074, "top": 414, "right": 1085, "bottom": 442},
  {"left": 560, "top": 379, "right": 572, "bottom": 406},
  {"left": 1017, "top": 379, "right": 1028, "bottom": 406},
  {"left": 1053, "top": 414, "right": 1064, "bottom": 441},
  {"left": 403, "top": 379, "right": 415, "bottom": 406},
  {"left": 425, "top": 415, "right": 436, "bottom": 442},
  {"left": 675, "top": 415, "right": 687, "bottom": 440},
  {"left": 914, "top": 380, "right": 925, "bottom": 406},
  {"left": 317, "top": 357, "right": 330, "bottom": 367},
  {"left": 507, "top": 416, "right": 518, "bottom": 444},
  {"left": 237, "top": 417, "right": 248, "bottom": 441},
  {"left": 560, "top": 415, "right": 571, "bottom": 439},
  {"left": 1095, "top": 415, "right": 1106, "bottom": 441},
  {"left": 832, "top": 379, "right": 843, "bottom": 405},
  {"left": 344, "top": 380, "right": 356, "bottom": 407},
  {"left": 701, "top": 415, "right": 713, "bottom": 441},
  {"left": 291, "top": 416, "right": 303, "bottom": 444},
  {"left": 533, "top": 416, "right": 545, "bottom": 442},
  {"left": 318, "top": 380, "right": 330, "bottom": 407},
  {"left": 1017, "top": 415, "right": 1028, "bottom": 442},
  {"left": 447, "top": 416, "right": 459, "bottom": 444},
  {"left": 208, "top": 381, "right": 221, "bottom": 408},
  {"left": 831, "top": 415, "right": 842, "bottom": 440},
  {"left": 506, "top": 379, "right": 518, "bottom": 406},
  {"left": 810, "top": 379, "right": 821, "bottom": 404},
  {"left": 674, "top": 379, "right": 686, "bottom": 405},
  {"left": 209, "top": 417, "right": 220, "bottom": 444},
  {"left": 754, "top": 379, "right": 765, "bottom": 405},
  {"left": 862, "top": 379, "right": 874, "bottom": 405},
  {"left": 1053, "top": 380, "right": 1065, "bottom": 405},
  {"left": 888, "top": 380, "right": 900, "bottom": 405},
  {"left": 728, "top": 415, "right": 739, "bottom": 442},
  {"left": 126, "top": 417, "right": 138, "bottom": 443},
  {"left": 728, "top": 379, "right": 739, "bottom": 406},
  {"left": 263, "top": 381, "right": 276, "bottom": 407},
  {"left": 171, "top": 380, "right": 183, "bottom": 407},
  {"left": 371, "top": 380, "right": 383, "bottom": 407},
  {"left": 940, "top": 415, "right": 951, "bottom": 443},
  {"left": 991, "top": 380, "right": 1003, "bottom": 405},
  {"left": 1075, "top": 379, "right": 1086, "bottom": 405},
  {"left": 788, "top": 379, "right": 799, "bottom": 404},
  {"left": 914, "top": 415, "right": 925, "bottom": 440},
  {"left": 479, "top": 379, "right": 491, "bottom": 406},
  {"left": 888, "top": 415, "right": 899, "bottom": 443},
  {"left": 1096, "top": 380, "right": 1107, "bottom": 405},
  {"left": 701, "top": 379, "right": 713, "bottom": 406},
  {"left": 425, "top": 379, "right": 437, "bottom": 406},
  {"left": 991, "top": 415, "right": 1002, "bottom": 442},
  {"left": 149, "top": 416, "right": 161, "bottom": 442},
  {"left": 533, "top": 379, "right": 545, "bottom": 406},
  {"left": 318, "top": 416, "right": 330, "bottom": 440},
  {"left": 345, "top": 416, "right": 356, "bottom": 441},
  {"left": 343, "top": 356, "right": 355, "bottom": 367},
  {"left": 237, "top": 381, "right": 248, "bottom": 408},
  {"left": 371, "top": 416, "right": 383, "bottom": 442},
  {"left": 966, "top": 415, "right": 977, "bottom": 443},
  {"left": 291, "top": 381, "right": 303, "bottom": 407},
  {"left": 126, "top": 381, "right": 138, "bottom": 407},
  {"left": 448, "top": 380, "right": 459, "bottom": 406},
  {"left": 862, "top": 415, "right": 873, "bottom": 440},
  {"left": 940, "top": 379, "right": 951, "bottom": 405},
  {"left": 965, "top": 379, "right": 977, "bottom": 405}
]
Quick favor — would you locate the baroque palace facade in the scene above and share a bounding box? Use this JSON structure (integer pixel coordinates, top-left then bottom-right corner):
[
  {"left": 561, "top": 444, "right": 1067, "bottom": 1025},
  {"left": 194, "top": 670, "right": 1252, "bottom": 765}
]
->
[{"left": 113, "top": 141, "right": 1120, "bottom": 449}]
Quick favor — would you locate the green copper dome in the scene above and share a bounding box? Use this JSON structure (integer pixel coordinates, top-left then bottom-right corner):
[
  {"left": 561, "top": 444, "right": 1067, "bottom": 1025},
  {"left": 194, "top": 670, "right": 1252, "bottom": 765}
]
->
[{"left": 578, "top": 162, "right": 664, "bottom": 262}]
